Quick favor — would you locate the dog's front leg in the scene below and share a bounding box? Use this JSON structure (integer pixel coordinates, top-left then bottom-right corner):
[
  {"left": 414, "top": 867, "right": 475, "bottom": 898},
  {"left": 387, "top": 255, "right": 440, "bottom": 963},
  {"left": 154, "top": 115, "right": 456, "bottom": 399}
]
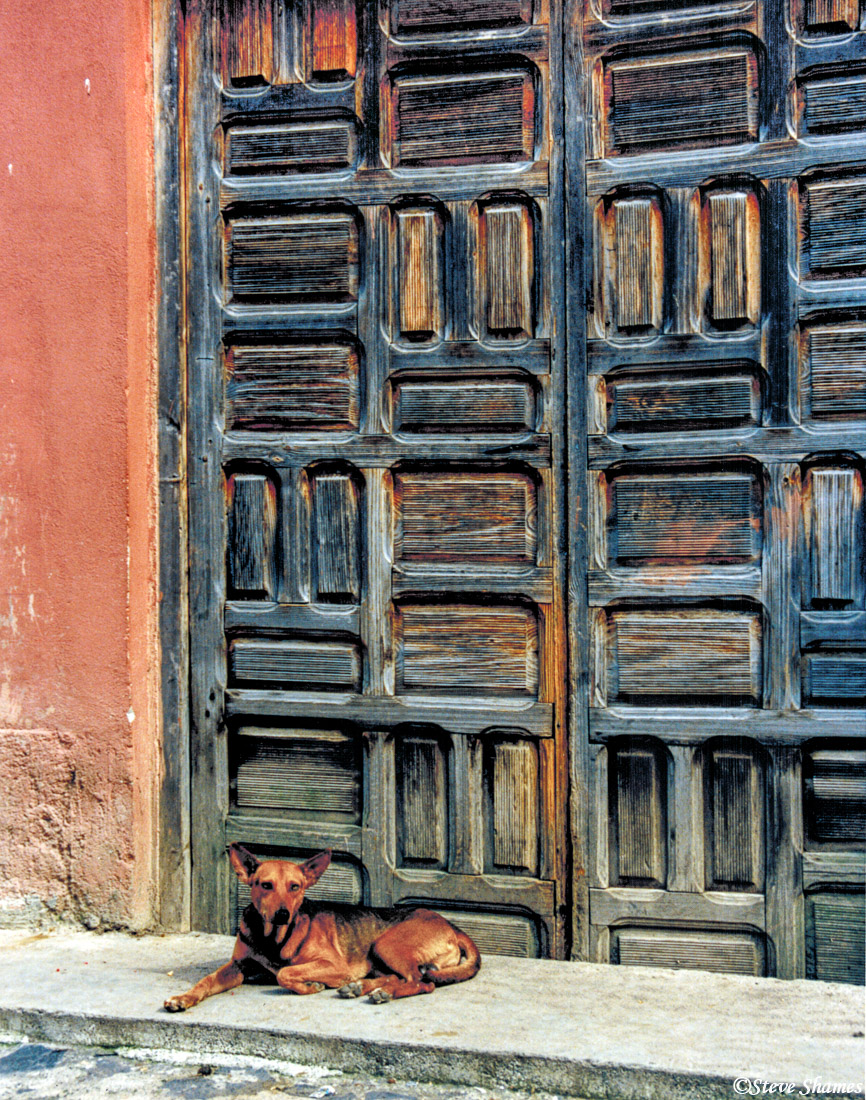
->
[
  {"left": 275, "top": 960, "right": 355, "bottom": 994},
  {"left": 164, "top": 959, "right": 245, "bottom": 1012}
]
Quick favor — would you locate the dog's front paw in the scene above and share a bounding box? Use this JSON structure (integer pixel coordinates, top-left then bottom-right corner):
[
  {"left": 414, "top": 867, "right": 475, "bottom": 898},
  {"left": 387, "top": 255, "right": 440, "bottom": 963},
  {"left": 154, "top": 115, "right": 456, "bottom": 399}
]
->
[
  {"left": 369, "top": 988, "right": 392, "bottom": 1005},
  {"left": 164, "top": 994, "right": 194, "bottom": 1013},
  {"left": 338, "top": 981, "right": 363, "bottom": 998}
]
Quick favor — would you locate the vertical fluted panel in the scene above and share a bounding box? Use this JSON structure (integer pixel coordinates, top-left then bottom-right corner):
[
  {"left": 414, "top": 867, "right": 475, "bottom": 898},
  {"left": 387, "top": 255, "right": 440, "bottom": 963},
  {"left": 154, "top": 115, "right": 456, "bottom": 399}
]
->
[
  {"left": 492, "top": 741, "right": 538, "bottom": 873},
  {"left": 485, "top": 204, "right": 533, "bottom": 337},
  {"left": 615, "top": 747, "right": 666, "bottom": 885},
  {"left": 810, "top": 468, "right": 860, "bottom": 604},
  {"left": 314, "top": 473, "right": 360, "bottom": 602},
  {"left": 401, "top": 738, "right": 447, "bottom": 864},
  {"left": 708, "top": 191, "right": 759, "bottom": 325},
  {"left": 614, "top": 198, "right": 662, "bottom": 330},
  {"left": 228, "top": 473, "right": 277, "bottom": 598},
  {"left": 398, "top": 209, "right": 442, "bottom": 339}
]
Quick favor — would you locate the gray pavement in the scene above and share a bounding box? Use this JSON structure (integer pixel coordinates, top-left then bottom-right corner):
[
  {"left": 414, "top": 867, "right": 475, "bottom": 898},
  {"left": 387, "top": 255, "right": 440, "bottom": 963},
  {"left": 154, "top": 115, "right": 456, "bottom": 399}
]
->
[
  {"left": 0, "top": 930, "right": 863, "bottom": 1100},
  {"left": 0, "top": 1039, "right": 574, "bottom": 1100}
]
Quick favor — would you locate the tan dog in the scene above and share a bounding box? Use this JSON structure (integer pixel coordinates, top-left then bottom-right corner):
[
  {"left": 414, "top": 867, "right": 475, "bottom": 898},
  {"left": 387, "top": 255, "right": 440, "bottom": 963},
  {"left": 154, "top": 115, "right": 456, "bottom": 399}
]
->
[{"left": 164, "top": 845, "right": 480, "bottom": 1010}]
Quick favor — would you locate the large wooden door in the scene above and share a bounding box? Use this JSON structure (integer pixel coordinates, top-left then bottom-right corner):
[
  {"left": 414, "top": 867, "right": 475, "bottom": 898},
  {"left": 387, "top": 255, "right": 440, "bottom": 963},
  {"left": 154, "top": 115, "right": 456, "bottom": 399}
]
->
[
  {"left": 183, "top": 0, "right": 865, "bottom": 977},
  {"left": 573, "top": 0, "right": 866, "bottom": 980},
  {"left": 185, "top": 0, "right": 569, "bottom": 957}
]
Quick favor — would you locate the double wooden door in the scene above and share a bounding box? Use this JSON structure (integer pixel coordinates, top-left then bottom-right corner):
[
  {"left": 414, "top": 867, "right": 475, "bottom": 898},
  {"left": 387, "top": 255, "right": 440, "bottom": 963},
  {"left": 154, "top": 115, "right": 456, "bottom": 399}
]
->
[{"left": 185, "top": 0, "right": 866, "bottom": 980}]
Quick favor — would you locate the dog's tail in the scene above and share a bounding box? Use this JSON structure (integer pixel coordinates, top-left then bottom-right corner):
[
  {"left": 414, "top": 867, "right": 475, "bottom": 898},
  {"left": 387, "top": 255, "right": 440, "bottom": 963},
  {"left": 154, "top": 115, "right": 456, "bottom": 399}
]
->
[{"left": 425, "top": 931, "right": 481, "bottom": 986}]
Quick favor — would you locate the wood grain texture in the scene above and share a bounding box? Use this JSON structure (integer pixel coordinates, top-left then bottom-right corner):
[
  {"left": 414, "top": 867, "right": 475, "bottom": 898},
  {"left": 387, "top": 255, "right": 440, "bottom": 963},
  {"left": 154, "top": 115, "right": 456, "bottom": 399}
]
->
[
  {"left": 226, "top": 343, "right": 359, "bottom": 430},
  {"left": 396, "top": 471, "right": 536, "bottom": 562},
  {"left": 614, "top": 927, "right": 765, "bottom": 976},
  {"left": 606, "top": 49, "right": 759, "bottom": 154},
  {"left": 804, "top": 178, "right": 866, "bottom": 277},
  {"left": 392, "top": 71, "right": 534, "bottom": 166},
  {"left": 484, "top": 203, "right": 534, "bottom": 338},
  {"left": 400, "top": 737, "right": 448, "bottom": 864},
  {"left": 434, "top": 908, "right": 539, "bottom": 957},
  {"left": 610, "top": 473, "right": 760, "bottom": 564},
  {"left": 221, "top": 0, "right": 276, "bottom": 85},
  {"left": 226, "top": 122, "right": 353, "bottom": 175},
  {"left": 227, "top": 473, "right": 277, "bottom": 598},
  {"left": 399, "top": 604, "right": 538, "bottom": 695},
  {"left": 806, "top": 892, "right": 865, "bottom": 984},
  {"left": 806, "top": 748, "right": 866, "bottom": 841},
  {"left": 227, "top": 213, "right": 359, "bottom": 302},
  {"left": 235, "top": 729, "right": 360, "bottom": 815},
  {"left": 491, "top": 740, "right": 538, "bottom": 873},
  {"left": 313, "top": 472, "right": 361, "bottom": 602},
  {"left": 805, "top": 656, "right": 866, "bottom": 704},
  {"left": 397, "top": 209, "right": 442, "bottom": 340},
  {"left": 612, "top": 197, "right": 662, "bottom": 331},
  {"left": 802, "top": 74, "right": 866, "bottom": 137},
  {"left": 806, "top": 467, "right": 864, "bottom": 607},
  {"left": 395, "top": 381, "right": 535, "bottom": 433},
  {"left": 804, "top": 0, "right": 860, "bottom": 31},
  {"left": 607, "top": 373, "right": 760, "bottom": 434},
  {"left": 806, "top": 325, "right": 866, "bottom": 420},
  {"left": 706, "top": 191, "right": 760, "bottom": 326},
  {"left": 308, "top": 0, "right": 356, "bottom": 81},
  {"left": 229, "top": 639, "right": 360, "bottom": 689},
  {"left": 613, "top": 745, "right": 666, "bottom": 885},
  {"left": 707, "top": 746, "right": 764, "bottom": 892},
  {"left": 610, "top": 611, "right": 762, "bottom": 703},
  {"left": 392, "top": 0, "right": 532, "bottom": 33}
]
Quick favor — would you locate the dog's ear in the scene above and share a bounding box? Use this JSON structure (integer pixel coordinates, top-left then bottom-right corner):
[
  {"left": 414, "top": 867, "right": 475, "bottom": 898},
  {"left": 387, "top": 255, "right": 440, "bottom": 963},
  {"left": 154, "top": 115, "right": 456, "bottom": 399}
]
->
[
  {"left": 227, "top": 843, "right": 259, "bottom": 884},
  {"left": 300, "top": 850, "right": 331, "bottom": 886}
]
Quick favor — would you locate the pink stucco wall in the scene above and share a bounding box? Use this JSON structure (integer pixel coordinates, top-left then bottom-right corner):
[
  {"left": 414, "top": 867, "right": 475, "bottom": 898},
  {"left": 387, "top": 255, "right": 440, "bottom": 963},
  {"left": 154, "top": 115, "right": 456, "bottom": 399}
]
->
[{"left": 0, "top": 1, "right": 159, "bottom": 928}]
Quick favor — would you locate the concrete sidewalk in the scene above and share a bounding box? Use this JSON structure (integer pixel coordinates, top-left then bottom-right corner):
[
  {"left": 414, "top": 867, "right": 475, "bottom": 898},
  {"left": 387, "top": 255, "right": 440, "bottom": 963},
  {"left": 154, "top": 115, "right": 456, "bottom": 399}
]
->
[{"left": 0, "top": 930, "right": 862, "bottom": 1100}]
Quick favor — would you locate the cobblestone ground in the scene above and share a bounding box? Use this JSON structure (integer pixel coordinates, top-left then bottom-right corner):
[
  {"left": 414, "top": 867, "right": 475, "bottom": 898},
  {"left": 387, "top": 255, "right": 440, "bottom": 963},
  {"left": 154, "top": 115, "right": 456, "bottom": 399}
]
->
[{"left": 0, "top": 1041, "right": 584, "bottom": 1100}]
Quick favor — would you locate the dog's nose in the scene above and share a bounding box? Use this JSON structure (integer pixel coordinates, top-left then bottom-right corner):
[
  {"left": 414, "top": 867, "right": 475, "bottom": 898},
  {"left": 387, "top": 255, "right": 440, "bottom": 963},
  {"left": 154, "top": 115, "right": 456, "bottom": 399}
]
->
[{"left": 273, "top": 907, "right": 291, "bottom": 924}]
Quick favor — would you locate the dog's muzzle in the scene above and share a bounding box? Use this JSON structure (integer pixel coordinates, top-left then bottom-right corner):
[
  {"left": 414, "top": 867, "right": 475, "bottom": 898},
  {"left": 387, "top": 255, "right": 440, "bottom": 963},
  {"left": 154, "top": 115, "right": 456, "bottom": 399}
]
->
[{"left": 272, "top": 907, "right": 291, "bottom": 925}]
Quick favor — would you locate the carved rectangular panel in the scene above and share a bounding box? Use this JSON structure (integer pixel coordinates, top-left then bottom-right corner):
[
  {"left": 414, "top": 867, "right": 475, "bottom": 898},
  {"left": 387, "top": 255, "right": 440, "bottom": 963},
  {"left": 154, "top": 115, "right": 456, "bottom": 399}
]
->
[
  {"left": 397, "top": 209, "right": 443, "bottom": 340},
  {"left": 610, "top": 473, "right": 760, "bottom": 564},
  {"left": 230, "top": 639, "right": 361, "bottom": 690},
  {"left": 483, "top": 204, "right": 534, "bottom": 338},
  {"left": 399, "top": 604, "right": 538, "bottom": 695},
  {"left": 235, "top": 729, "right": 360, "bottom": 816},
  {"left": 706, "top": 191, "right": 760, "bottom": 326},
  {"left": 806, "top": 326, "right": 866, "bottom": 420},
  {"left": 392, "top": 0, "right": 532, "bottom": 33},
  {"left": 806, "top": 749, "right": 866, "bottom": 842},
  {"left": 802, "top": 74, "right": 866, "bottom": 137},
  {"left": 613, "top": 745, "right": 666, "bottom": 885},
  {"left": 399, "top": 737, "right": 448, "bottom": 865},
  {"left": 313, "top": 473, "right": 360, "bottom": 603},
  {"left": 612, "top": 197, "right": 663, "bottom": 331},
  {"left": 227, "top": 473, "right": 277, "bottom": 598},
  {"left": 227, "top": 213, "right": 359, "bottom": 302},
  {"left": 606, "top": 49, "right": 759, "bottom": 154},
  {"left": 707, "top": 747, "right": 763, "bottom": 891},
  {"left": 396, "top": 471, "right": 536, "bottom": 562},
  {"left": 490, "top": 741, "right": 538, "bottom": 873},
  {"left": 226, "top": 344, "right": 359, "bottom": 430},
  {"left": 394, "top": 381, "right": 535, "bottom": 433},
  {"left": 607, "top": 373, "right": 760, "bottom": 433},
  {"left": 807, "top": 467, "right": 863, "bottom": 606},
  {"left": 804, "top": 0, "right": 860, "bottom": 31},
  {"left": 226, "top": 122, "right": 354, "bottom": 175},
  {"left": 803, "top": 179, "right": 866, "bottom": 277},
  {"left": 610, "top": 611, "right": 762, "bottom": 703},
  {"left": 221, "top": 0, "right": 277, "bottom": 86},
  {"left": 435, "top": 909, "right": 539, "bottom": 957},
  {"left": 805, "top": 656, "right": 866, "bottom": 704},
  {"left": 614, "top": 928, "right": 765, "bottom": 976},
  {"left": 807, "top": 893, "right": 866, "bottom": 985},
  {"left": 392, "top": 72, "right": 534, "bottom": 166},
  {"left": 307, "top": 0, "right": 356, "bottom": 81}
]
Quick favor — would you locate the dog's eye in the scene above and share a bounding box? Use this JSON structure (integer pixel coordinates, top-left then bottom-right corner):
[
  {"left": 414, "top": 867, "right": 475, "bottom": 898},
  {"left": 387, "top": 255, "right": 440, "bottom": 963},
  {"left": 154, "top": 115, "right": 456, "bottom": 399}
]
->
[
  {"left": 259, "top": 881, "right": 273, "bottom": 891},
  {"left": 290, "top": 883, "right": 300, "bottom": 892}
]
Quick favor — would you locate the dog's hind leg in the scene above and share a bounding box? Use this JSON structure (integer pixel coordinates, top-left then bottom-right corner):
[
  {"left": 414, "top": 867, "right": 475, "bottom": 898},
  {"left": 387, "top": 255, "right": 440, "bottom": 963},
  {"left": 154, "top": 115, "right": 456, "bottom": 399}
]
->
[{"left": 275, "top": 960, "right": 355, "bottom": 994}]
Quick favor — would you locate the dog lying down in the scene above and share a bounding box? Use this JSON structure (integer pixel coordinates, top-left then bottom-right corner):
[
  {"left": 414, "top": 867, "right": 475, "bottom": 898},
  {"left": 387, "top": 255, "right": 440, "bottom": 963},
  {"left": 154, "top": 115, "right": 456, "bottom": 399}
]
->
[{"left": 164, "top": 844, "right": 481, "bottom": 1010}]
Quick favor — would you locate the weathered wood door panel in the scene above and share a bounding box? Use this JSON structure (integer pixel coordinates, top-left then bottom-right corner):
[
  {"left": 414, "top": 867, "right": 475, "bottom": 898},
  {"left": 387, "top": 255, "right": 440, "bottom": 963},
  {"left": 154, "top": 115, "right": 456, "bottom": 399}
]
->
[
  {"left": 576, "top": 0, "right": 866, "bottom": 981},
  {"left": 186, "top": 0, "right": 568, "bottom": 957},
  {"left": 184, "top": 0, "right": 866, "bottom": 979}
]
